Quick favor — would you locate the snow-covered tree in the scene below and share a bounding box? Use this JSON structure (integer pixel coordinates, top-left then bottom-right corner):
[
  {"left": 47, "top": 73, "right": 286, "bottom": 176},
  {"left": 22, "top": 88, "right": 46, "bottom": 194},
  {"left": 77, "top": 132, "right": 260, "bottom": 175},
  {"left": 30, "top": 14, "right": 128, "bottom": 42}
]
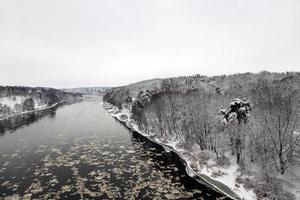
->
[
  {"left": 221, "top": 98, "right": 252, "bottom": 163},
  {"left": 22, "top": 98, "right": 35, "bottom": 111}
]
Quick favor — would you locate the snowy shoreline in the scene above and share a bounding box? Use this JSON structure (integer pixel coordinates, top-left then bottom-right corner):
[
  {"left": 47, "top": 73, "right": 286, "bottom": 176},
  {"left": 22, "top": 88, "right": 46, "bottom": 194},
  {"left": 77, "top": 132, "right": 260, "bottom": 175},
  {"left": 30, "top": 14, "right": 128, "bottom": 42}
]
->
[
  {"left": 0, "top": 99, "right": 82, "bottom": 122},
  {"left": 103, "top": 102, "right": 257, "bottom": 200}
]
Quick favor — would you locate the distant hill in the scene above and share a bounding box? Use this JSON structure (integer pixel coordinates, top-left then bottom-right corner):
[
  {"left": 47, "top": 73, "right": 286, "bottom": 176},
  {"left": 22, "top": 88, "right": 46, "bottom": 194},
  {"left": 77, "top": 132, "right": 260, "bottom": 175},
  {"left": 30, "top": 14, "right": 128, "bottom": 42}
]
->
[
  {"left": 0, "top": 86, "right": 81, "bottom": 119},
  {"left": 62, "top": 87, "right": 109, "bottom": 96}
]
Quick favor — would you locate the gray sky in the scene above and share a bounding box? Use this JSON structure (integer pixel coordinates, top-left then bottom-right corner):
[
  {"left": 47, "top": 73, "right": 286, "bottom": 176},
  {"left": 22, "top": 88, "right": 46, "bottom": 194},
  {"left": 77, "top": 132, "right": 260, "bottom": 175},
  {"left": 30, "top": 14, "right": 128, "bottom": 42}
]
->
[{"left": 0, "top": 0, "right": 300, "bottom": 88}]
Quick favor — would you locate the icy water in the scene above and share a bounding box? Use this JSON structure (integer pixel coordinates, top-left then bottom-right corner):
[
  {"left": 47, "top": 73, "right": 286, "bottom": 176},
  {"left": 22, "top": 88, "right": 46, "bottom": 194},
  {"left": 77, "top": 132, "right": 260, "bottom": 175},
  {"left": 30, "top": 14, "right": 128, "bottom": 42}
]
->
[{"left": 0, "top": 99, "right": 227, "bottom": 199}]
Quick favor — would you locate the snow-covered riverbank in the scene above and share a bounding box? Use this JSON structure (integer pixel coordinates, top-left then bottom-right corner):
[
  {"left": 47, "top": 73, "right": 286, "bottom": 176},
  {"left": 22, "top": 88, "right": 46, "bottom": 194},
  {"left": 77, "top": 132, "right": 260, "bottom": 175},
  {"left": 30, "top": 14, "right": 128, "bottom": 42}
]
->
[
  {"left": 0, "top": 101, "right": 63, "bottom": 121},
  {"left": 103, "top": 102, "right": 257, "bottom": 200},
  {"left": 0, "top": 99, "right": 83, "bottom": 121}
]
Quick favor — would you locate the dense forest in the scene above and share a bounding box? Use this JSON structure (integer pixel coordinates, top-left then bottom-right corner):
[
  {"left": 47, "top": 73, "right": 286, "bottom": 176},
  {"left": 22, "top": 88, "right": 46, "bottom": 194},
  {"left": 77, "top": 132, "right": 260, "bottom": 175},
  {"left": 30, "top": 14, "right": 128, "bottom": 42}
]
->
[
  {"left": 0, "top": 86, "right": 81, "bottom": 119},
  {"left": 104, "top": 72, "right": 300, "bottom": 200}
]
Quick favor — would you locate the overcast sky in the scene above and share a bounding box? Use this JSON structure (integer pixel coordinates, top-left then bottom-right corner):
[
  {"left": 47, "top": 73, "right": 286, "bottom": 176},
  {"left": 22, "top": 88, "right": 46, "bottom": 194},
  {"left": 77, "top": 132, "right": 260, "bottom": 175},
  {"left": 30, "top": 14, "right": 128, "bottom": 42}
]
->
[{"left": 0, "top": 0, "right": 299, "bottom": 88}]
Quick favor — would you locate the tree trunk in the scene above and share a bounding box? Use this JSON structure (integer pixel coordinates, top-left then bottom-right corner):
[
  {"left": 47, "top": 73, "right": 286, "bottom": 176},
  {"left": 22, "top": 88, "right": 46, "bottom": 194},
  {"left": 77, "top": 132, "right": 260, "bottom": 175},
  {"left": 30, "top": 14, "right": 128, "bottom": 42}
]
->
[
  {"left": 279, "top": 143, "right": 285, "bottom": 175},
  {"left": 280, "top": 159, "right": 285, "bottom": 175},
  {"left": 237, "top": 152, "right": 241, "bottom": 164}
]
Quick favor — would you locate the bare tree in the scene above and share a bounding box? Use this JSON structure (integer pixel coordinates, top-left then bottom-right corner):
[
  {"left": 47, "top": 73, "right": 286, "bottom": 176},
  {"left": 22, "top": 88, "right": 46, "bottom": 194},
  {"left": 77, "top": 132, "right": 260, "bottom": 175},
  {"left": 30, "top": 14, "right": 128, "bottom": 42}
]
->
[{"left": 252, "top": 80, "right": 300, "bottom": 174}]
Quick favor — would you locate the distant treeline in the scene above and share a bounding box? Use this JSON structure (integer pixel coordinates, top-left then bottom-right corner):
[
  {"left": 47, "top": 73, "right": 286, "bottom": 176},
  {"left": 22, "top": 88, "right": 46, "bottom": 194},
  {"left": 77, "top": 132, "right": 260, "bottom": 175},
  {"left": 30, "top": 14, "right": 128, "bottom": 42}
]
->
[
  {"left": 62, "top": 87, "right": 109, "bottom": 95},
  {"left": 0, "top": 86, "right": 81, "bottom": 118}
]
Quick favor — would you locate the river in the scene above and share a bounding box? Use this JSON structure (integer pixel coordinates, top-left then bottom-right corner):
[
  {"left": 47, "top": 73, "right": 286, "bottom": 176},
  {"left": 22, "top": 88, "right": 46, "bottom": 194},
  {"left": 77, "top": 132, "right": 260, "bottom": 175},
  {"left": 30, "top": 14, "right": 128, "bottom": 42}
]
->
[{"left": 0, "top": 98, "right": 227, "bottom": 199}]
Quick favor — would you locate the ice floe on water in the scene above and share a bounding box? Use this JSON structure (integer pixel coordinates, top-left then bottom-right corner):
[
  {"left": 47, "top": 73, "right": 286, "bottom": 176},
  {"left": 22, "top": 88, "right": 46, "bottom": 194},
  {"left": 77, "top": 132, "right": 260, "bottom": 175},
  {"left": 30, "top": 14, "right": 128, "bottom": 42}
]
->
[{"left": 0, "top": 100, "right": 228, "bottom": 199}]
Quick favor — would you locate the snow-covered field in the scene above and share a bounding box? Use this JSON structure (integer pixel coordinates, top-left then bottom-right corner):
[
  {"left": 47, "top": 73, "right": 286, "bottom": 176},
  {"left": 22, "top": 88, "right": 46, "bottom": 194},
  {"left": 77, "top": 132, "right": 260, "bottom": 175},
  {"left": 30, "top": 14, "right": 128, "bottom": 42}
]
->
[
  {"left": 0, "top": 96, "right": 24, "bottom": 109},
  {"left": 0, "top": 96, "right": 47, "bottom": 110},
  {"left": 103, "top": 102, "right": 256, "bottom": 200},
  {"left": 0, "top": 96, "right": 62, "bottom": 120}
]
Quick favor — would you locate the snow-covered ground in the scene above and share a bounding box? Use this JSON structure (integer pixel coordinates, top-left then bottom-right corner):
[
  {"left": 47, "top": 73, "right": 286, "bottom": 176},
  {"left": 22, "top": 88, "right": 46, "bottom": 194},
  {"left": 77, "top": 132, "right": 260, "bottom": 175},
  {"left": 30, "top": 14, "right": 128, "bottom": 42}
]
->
[
  {"left": 280, "top": 148, "right": 300, "bottom": 200},
  {"left": 200, "top": 152, "right": 256, "bottom": 200},
  {"left": 0, "top": 96, "right": 24, "bottom": 108},
  {"left": 0, "top": 96, "right": 47, "bottom": 110},
  {"left": 103, "top": 102, "right": 256, "bottom": 200},
  {"left": 0, "top": 96, "right": 63, "bottom": 121}
]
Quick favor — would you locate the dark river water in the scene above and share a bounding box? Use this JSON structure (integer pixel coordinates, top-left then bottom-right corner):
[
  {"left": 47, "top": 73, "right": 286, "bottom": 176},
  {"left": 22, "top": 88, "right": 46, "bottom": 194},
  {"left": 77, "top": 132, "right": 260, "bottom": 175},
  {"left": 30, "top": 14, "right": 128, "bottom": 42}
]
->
[{"left": 0, "top": 99, "right": 227, "bottom": 200}]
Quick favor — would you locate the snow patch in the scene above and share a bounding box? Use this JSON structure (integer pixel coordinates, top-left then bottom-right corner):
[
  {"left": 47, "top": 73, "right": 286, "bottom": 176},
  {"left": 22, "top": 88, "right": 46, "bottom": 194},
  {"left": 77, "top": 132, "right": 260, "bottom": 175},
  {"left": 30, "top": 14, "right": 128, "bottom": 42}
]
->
[
  {"left": 0, "top": 96, "right": 24, "bottom": 108},
  {"left": 0, "top": 96, "right": 47, "bottom": 110}
]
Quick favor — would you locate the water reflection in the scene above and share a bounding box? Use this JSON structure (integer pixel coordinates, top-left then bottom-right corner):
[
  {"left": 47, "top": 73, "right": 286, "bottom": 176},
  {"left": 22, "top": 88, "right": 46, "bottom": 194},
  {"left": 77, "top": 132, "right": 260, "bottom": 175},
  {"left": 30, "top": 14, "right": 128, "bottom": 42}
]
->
[
  {"left": 0, "top": 110, "right": 56, "bottom": 136},
  {"left": 0, "top": 101, "right": 79, "bottom": 136}
]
